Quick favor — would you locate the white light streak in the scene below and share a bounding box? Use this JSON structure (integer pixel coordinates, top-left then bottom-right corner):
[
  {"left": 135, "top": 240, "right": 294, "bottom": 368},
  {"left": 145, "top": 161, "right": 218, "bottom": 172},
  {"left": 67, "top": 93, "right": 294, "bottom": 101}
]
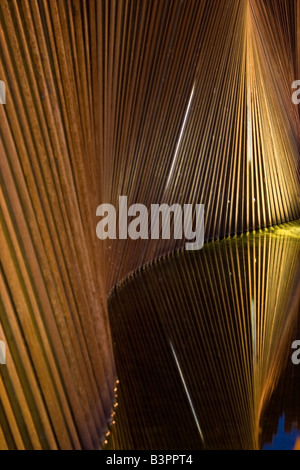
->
[
  {"left": 170, "top": 341, "right": 205, "bottom": 444},
  {"left": 166, "top": 84, "right": 195, "bottom": 188}
]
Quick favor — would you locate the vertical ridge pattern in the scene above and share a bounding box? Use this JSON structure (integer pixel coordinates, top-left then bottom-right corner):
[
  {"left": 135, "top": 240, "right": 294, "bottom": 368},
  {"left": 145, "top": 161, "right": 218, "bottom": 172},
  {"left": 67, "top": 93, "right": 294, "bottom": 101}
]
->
[
  {"left": 108, "top": 224, "right": 300, "bottom": 449},
  {"left": 1, "top": 0, "right": 299, "bottom": 449},
  {"left": 1, "top": 0, "right": 115, "bottom": 449}
]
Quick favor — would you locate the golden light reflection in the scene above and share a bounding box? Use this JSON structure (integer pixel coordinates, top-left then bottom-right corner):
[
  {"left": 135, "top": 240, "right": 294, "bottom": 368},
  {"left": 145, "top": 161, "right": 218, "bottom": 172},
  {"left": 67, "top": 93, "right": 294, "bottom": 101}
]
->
[
  {"left": 0, "top": 0, "right": 299, "bottom": 450},
  {"left": 107, "top": 223, "right": 300, "bottom": 450}
]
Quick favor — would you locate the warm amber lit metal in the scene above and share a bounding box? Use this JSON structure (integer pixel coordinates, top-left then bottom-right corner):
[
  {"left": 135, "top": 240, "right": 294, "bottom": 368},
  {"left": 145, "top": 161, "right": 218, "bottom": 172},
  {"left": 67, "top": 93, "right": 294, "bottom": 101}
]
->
[{"left": 0, "top": 0, "right": 299, "bottom": 450}]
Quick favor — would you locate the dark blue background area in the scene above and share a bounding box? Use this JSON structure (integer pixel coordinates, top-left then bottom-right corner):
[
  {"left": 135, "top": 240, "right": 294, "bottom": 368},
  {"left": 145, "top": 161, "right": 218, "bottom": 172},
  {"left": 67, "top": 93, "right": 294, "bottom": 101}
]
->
[{"left": 264, "top": 415, "right": 300, "bottom": 450}]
